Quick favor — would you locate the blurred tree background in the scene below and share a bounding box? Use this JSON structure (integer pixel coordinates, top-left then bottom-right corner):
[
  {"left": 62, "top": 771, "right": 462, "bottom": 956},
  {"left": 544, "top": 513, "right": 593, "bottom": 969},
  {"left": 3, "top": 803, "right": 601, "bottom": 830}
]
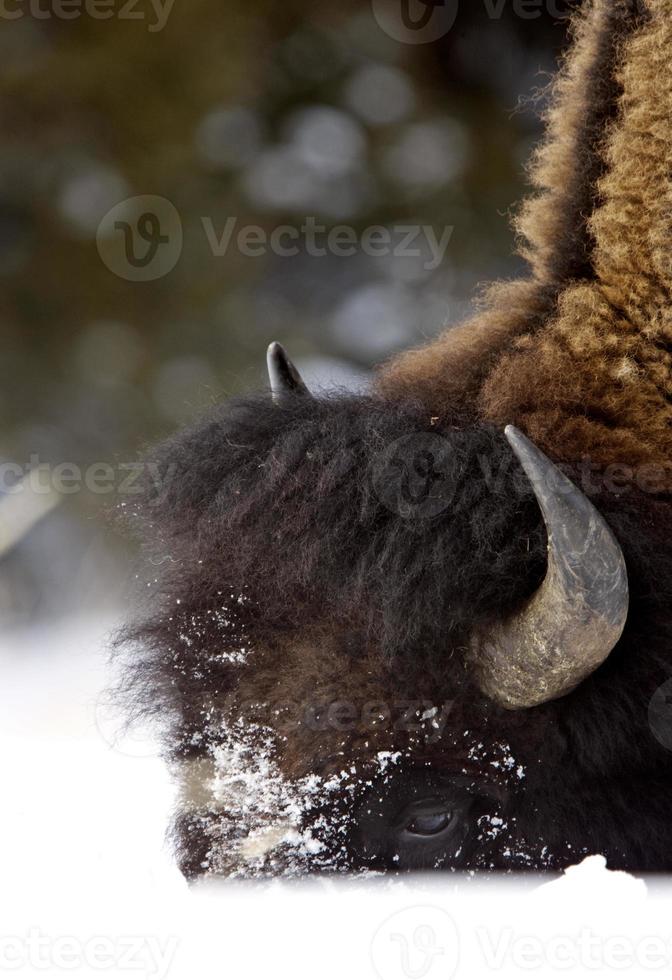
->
[{"left": 0, "top": 0, "right": 577, "bottom": 621}]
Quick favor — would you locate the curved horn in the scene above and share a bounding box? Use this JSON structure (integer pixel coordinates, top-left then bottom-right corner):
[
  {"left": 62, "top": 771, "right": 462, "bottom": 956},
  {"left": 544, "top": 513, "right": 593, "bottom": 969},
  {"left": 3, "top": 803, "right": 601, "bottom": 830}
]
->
[
  {"left": 471, "top": 426, "right": 629, "bottom": 710},
  {"left": 267, "top": 342, "right": 311, "bottom": 404}
]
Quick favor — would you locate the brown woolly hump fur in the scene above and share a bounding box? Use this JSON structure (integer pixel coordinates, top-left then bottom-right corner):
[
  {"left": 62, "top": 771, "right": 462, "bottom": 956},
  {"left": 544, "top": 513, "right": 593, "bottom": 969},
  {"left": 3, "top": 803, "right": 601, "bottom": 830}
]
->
[
  {"left": 377, "top": 0, "right": 672, "bottom": 475},
  {"left": 119, "top": 0, "right": 672, "bottom": 880}
]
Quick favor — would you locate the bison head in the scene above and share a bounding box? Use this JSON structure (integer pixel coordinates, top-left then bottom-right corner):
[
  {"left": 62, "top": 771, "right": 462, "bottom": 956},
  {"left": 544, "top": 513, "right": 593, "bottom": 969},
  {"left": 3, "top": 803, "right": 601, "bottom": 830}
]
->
[{"left": 118, "top": 344, "right": 672, "bottom": 879}]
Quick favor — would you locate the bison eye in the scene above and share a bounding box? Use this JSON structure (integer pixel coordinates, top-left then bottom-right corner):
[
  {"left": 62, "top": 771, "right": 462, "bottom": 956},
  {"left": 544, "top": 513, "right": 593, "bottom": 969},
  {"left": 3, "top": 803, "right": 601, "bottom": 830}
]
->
[
  {"left": 399, "top": 799, "right": 458, "bottom": 839},
  {"left": 405, "top": 810, "right": 453, "bottom": 837},
  {"left": 349, "top": 776, "right": 496, "bottom": 870}
]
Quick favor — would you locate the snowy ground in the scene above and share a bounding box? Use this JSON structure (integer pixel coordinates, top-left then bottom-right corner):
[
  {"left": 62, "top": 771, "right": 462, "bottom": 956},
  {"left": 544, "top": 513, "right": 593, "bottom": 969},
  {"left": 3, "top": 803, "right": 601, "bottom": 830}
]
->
[{"left": 1, "top": 613, "right": 671, "bottom": 979}]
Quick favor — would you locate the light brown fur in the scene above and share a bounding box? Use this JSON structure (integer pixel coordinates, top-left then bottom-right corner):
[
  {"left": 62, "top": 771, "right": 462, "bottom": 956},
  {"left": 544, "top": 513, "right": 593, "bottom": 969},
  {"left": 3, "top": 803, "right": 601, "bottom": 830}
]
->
[{"left": 377, "top": 0, "right": 672, "bottom": 475}]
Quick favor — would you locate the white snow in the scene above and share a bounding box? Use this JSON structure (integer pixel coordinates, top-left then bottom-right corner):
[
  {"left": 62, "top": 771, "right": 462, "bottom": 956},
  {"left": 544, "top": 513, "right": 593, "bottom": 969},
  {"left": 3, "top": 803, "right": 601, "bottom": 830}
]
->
[{"left": 1, "top": 613, "right": 671, "bottom": 979}]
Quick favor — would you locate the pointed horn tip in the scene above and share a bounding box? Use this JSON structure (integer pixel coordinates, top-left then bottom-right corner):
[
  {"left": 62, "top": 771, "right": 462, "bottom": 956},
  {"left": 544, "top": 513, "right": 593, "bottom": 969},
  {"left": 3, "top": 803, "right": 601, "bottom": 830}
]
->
[
  {"left": 504, "top": 424, "right": 528, "bottom": 451},
  {"left": 266, "top": 340, "right": 312, "bottom": 402},
  {"left": 503, "top": 424, "right": 561, "bottom": 491}
]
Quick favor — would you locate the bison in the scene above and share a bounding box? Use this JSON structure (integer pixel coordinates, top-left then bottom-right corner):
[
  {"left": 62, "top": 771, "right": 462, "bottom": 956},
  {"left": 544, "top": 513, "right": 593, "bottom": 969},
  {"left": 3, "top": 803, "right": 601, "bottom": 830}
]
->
[{"left": 119, "top": 0, "right": 672, "bottom": 878}]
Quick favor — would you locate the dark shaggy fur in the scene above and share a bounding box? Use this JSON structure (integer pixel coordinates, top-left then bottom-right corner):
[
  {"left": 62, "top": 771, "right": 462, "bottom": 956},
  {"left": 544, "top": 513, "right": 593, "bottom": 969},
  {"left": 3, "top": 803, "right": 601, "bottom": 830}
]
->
[{"left": 119, "top": 0, "right": 672, "bottom": 878}]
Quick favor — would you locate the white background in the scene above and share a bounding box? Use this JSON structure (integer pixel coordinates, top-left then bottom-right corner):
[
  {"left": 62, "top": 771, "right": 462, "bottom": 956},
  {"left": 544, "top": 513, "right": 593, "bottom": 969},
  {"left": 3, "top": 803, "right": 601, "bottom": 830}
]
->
[{"left": 1, "top": 614, "right": 670, "bottom": 980}]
